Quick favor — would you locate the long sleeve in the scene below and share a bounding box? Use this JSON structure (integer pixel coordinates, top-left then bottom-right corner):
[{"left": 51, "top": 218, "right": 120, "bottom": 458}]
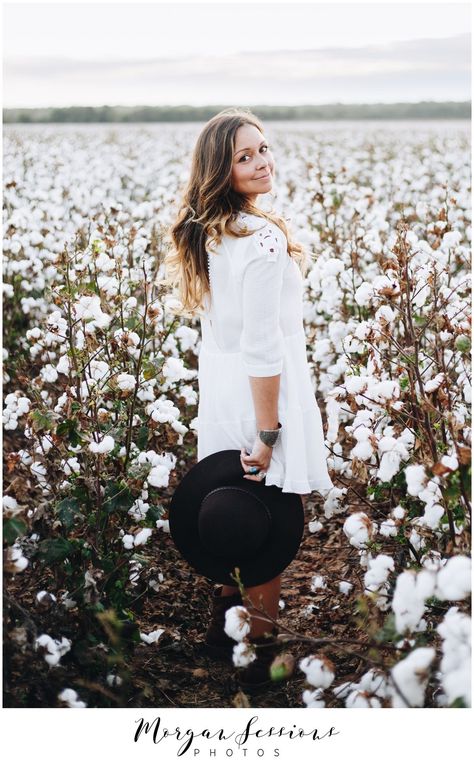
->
[{"left": 239, "top": 223, "right": 286, "bottom": 377}]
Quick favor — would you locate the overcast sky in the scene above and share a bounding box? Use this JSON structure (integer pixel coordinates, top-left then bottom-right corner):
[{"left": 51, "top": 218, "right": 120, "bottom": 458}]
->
[{"left": 3, "top": 0, "right": 471, "bottom": 107}]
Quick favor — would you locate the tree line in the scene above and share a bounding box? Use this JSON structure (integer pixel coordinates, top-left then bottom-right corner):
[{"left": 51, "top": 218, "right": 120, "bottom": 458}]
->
[{"left": 3, "top": 101, "right": 470, "bottom": 123}]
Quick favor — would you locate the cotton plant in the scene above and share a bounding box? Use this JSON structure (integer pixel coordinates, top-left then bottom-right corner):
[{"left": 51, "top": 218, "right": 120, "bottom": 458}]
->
[
  {"left": 435, "top": 607, "right": 471, "bottom": 707},
  {"left": 3, "top": 123, "right": 471, "bottom": 707},
  {"left": 389, "top": 647, "right": 436, "bottom": 707},
  {"left": 58, "top": 688, "right": 87, "bottom": 708},
  {"left": 35, "top": 633, "right": 72, "bottom": 667}
]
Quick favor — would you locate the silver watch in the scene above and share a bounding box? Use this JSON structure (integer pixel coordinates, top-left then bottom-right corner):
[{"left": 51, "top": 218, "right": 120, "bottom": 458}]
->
[{"left": 258, "top": 422, "right": 282, "bottom": 448}]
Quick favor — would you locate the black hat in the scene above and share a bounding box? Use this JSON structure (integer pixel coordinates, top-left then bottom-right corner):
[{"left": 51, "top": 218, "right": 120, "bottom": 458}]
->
[{"left": 168, "top": 450, "right": 304, "bottom": 588}]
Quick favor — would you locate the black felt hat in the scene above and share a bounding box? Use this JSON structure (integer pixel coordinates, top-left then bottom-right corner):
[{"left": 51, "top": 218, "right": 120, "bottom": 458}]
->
[{"left": 168, "top": 449, "right": 304, "bottom": 588}]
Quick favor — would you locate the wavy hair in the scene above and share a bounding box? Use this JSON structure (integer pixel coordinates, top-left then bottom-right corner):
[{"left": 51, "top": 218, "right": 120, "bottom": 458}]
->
[{"left": 162, "top": 107, "right": 309, "bottom": 318}]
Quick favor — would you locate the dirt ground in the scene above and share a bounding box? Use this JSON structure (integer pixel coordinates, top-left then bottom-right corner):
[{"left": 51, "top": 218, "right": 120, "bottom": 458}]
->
[{"left": 4, "top": 477, "right": 396, "bottom": 709}]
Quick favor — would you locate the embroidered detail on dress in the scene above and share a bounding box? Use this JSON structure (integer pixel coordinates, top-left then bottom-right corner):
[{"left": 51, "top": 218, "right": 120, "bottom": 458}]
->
[{"left": 252, "top": 224, "right": 281, "bottom": 262}]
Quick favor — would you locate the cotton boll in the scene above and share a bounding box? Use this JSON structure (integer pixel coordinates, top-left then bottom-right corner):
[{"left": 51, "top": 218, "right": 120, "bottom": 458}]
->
[
  {"left": 435, "top": 555, "right": 471, "bottom": 601},
  {"left": 122, "top": 534, "right": 134, "bottom": 550},
  {"left": 232, "top": 641, "right": 257, "bottom": 668},
  {"left": 404, "top": 464, "right": 427, "bottom": 496},
  {"left": 353, "top": 320, "right": 371, "bottom": 341},
  {"left": 147, "top": 465, "right": 170, "bottom": 488},
  {"left": 311, "top": 575, "right": 327, "bottom": 591},
  {"left": 3, "top": 495, "right": 19, "bottom": 511},
  {"left": 128, "top": 499, "right": 149, "bottom": 522},
  {"left": 380, "top": 519, "right": 398, "bottom": 537},
  {"left": 344, "top": 375, "right": 368, "bottom": 394},
  {"left": 106, "top": 673, "right": 123, "bottom": 687},
  {"left": 420, "top": 551, "right": 446, "bottom": 571},
  {"left": 356, "top": 669, "right": 388, "bottom": 698},
  {"left": 322, "top": 483, "right": 347, "bottom": 519},
  {"left": 299, "top": 655, "right": 335, "bottom": 689},
  {"left": 391, "top": 505, "right": 406, "bottom": 521},
  {"left": 56, "top": 354, "right": 70, "bottom": 375},
  {"left": 355, "top": 281, "right": 374, "bottom": 306},
  {"left": 352, "top": 439, "right": 374, "bottom": 461},
  {"left": 140, "top": 628, "right": 165, "bottom": 644},
  {"left": 390, "top": 647, "right": 435, "bottom": 707},
  {"left": 73, "top": 295, "right": 111, "bottom": 331},
  {"left": 302, "top": 688, "right": 326, "bottom": 708},
  {"left": 326, "top": 397, "right": 340, "bottom": 443},
  {"left": 364, "top": 554, "right": 395, "bottom": 592},
  {"left": 424, "top": 373, "right": 445, "bottom": 393},
  {"left": 436, "top": 607, "right": 471, "bottom": 707},
  {"left": 30, "top": 461, "right": 48, "bottom": 479},
  {"left": 343, "top": 512, "right": 374, "bottom": 548},
  {"left": 133, "top": 528, "right": 153, "bottom": 547},
  {"left": 61, "top": 457, "right": 80, "bottom": 476},
  {"left": 408, "top": 528, "right": 425, "bottom": 551},
  {"left": 117, "top": 372, "right": 136, "bottom": 394},
  {"left": 439, "top": 454, "right": 459, "bottom": 472},
  {"left": 312, "top": 338, "right": 332, "bottom": 363},
  {"left": 345, "top": 690, "right": 381, "bottom": 708},
  {"left": 224, "top": 606, "right": 251, "bottom": 642},
  {"left": 377, "top": 450, "right": 402, "bottom": 482},
  {"left": 339, "top": 581, "right": 353, "bottom": 595},
  {"left": 420, "top": 502, "right": 445, "bottom": 530},
  {"left": 36, "top": 590, "right": 57, "bottom": 607},
  {"left": 375, "top": 305, "right": 395, "bottom": 324},
  {"left": 366, "top": 380, "right": 400, "bottom": 404},
  {"left": 392, "top": 570, "right": 435, "bottom": 634},
  {"left": 392, "top": 571, "right": 428, "bottom": 634},
  {"left": 89, "top": 435, "right": 114, "bottom": 454},
  {"left": 58, "top": 688, "right": 87, "bottom": 708},
  {"left": 35, "top": 634, "right": 71, "bottom": 667},
  {"left": 441, "top": 230, "right": 462, "bottom": 249},
  {"left": 321, "top": 258, "right": 345, "bottom": 277},
  {"left": 6, "top": 544, "right": 29, "bottom": 573},
  {"left": 332, "top": 681, "right": 352, "bottom": 699},
  {"left": 162, "top": 356, "right": 195, "bottom": 383},
  {"left": 308, "top": 518, "right": 323, "bottom": 533}
]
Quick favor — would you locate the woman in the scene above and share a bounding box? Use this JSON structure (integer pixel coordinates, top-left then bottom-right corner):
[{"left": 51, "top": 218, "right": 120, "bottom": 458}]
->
[{"left": 164, "top": 108, "right": 334, "bottom": 686}]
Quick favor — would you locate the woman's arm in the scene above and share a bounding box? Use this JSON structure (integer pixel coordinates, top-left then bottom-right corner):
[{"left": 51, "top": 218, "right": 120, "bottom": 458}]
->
[
  {"left": 248, "top": 374, "right": 280, "bottom": 430},
  {"left": 239, "top": 224, "right": 286, "bottom": 478}
]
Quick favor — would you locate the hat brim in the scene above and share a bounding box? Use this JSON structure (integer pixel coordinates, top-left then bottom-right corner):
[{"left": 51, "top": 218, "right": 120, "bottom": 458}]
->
[{"left": 169, "top": 450, "right": 304, "bottom": 588}]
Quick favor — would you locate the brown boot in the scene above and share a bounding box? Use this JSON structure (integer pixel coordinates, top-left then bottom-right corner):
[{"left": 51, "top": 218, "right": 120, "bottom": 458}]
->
[
  {"left": 236, "top": 628, "right": 282, "bottom": 692},
  {"left": 204, "top": 586, "right": 243, "bottom": 660}
]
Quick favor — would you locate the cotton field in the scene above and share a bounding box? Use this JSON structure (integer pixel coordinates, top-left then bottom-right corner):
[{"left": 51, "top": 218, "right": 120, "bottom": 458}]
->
[{"left": 2, "top": 121, "right": 471, "bottom": 708}]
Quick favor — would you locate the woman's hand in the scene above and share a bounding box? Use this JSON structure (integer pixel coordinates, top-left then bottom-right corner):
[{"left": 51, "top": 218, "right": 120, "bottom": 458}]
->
[{"left": 240, "top": 435, "right": 273, "bottom": 482}]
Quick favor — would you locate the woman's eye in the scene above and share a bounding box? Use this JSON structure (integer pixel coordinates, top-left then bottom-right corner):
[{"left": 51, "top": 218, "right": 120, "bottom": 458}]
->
[{"left": 238, "top": 144, "right": 269, "bottom": 162}]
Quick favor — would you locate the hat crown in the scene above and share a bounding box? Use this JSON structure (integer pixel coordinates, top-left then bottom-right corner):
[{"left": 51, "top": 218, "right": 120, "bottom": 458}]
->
[
  {"left": 198, "top": 486, "right": 271, "bottom": 562},
  {"left": 168, "top": 450, "right": 304, "bottom": 588}
]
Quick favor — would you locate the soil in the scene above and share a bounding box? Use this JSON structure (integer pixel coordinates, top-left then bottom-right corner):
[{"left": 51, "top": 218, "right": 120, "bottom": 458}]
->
[{"left": 4, "top": 478, "right": 400, "bottom": 709}]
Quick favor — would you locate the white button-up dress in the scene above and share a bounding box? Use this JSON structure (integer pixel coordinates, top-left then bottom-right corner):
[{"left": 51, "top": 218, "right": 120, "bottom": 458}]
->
[{"left": 196, "top": 211, "right": 334, "bottom": 495}]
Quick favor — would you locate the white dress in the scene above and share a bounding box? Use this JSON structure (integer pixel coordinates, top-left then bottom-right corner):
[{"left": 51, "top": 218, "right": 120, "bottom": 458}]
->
[{"left": 196, "top": 211, "right": 334, "bottom": 496}]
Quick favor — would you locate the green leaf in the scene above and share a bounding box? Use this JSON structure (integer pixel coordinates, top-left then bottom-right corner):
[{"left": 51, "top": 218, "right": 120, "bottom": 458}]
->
[
  {"left": 56, "top": 419, "right": 84, "bottom": 445},
  {"left": 449, "top": 696, "right": 467, "bottom": 708},
  {"left": 103, "top": 482, "right": 135, "bottom": 514},
  {"left": 3, "top": 517, "right": 27, "bottom": 545},
  {"left": 136, "top": 424, "right": 149, "bottom": 451},
  {"left": 30, "top": 409, "right": 56, "bottom": 432},
  {"left": 37, "top": 537, "right": 76, "bottom": 565},
  {"left": 399, "top": 375, "right": 409, "bottom": 391},
  {"left": 455, "top": 335, "right": 471, "bottom": 353},
  {"left": 55, "top": 497, "right": 81, "bottom": 533},
  {"left": 147, "top": 504, "right": 166, "bottom": 523}
]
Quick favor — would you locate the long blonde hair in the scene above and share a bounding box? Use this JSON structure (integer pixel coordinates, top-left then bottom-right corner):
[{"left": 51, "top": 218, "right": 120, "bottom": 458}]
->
[{"left": 162, "top": 108, "right": 309, "bottom": 318}]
